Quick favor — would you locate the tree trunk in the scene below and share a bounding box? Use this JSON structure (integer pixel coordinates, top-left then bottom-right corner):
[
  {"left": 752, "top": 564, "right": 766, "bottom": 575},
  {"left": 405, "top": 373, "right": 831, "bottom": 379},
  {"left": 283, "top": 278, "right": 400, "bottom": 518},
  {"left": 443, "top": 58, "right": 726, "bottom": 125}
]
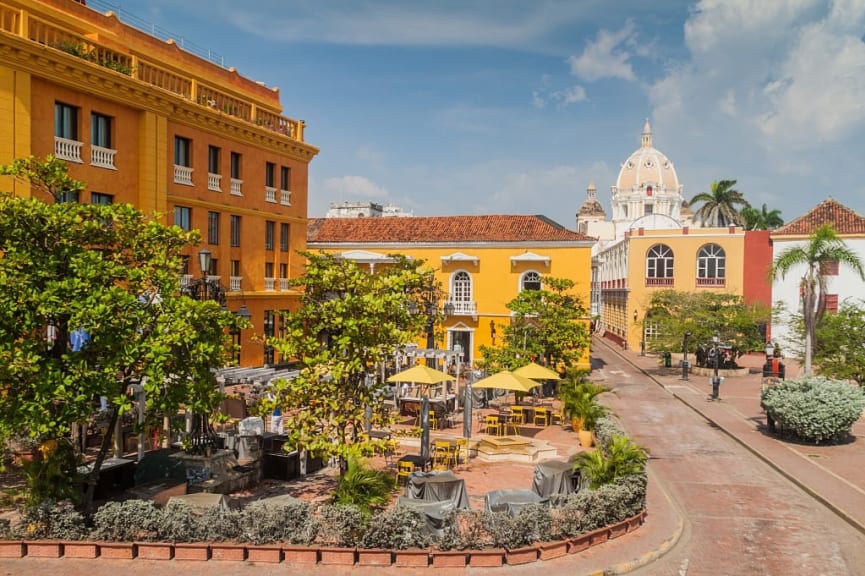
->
[{"left": 82, "top": 404, "right": 120, "bottom": 512}]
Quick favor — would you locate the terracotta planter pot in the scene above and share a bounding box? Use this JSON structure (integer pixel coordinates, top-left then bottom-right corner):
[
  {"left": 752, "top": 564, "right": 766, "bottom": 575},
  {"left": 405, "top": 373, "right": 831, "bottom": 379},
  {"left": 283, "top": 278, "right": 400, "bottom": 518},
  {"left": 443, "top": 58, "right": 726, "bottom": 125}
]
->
[
  {"left": 506, "top": 545, "right": 538, "bottom": 565},
  {"left": 609, "top": 519, "right": 629, "bottom": 540},
  {"left": 627, "top": 512, "right": 644, "bottom": 532},
  {"left": 538, "top": 540, "right": 568, "bottom": 560},
  {"left": 135, "top": 542, "right": 173, "bottom": 560},
  {"left": 319, "top": 546, "right": 356, "bottom": 565},
  {"left": 211, "top": 543, "right": 247, "bottom": 561},
  {"left": 393, "top": 548, "right": 429, "bottom": 567},
  {"left": 578, "top": 429, "right": 594, "bottom": 448},
  {"left": 469, "top": 548, "right": 504, "bottom": 567},
  {"left": 0, "top": 541, "right": 25, "bottom": 558},
  {"left": 173, "top": 542, "right": 210, "bottom": 561},
  {"left": 62, "top": 541, "right": 99, "bottom": 558},
  {"left": 588, "top": 528, "right": 609, "bottom": 546},
  {"left": 431, "top": 550, "right": 467, "bottom": 567},
  {"left": 567, "top": 533, "right": 591, "bottom": 554},
  {"left": 357, "top": 548, "right": 392, "bottom": 566},
  {"left": 24, "top": 541, "right": 62, "bottom": 558},
  {"left": 247, "top": 545, "right": 282, "bottom": 563},
  {"left": 98, "top": 542, "right": 136, "bottom": 559},
  {"left": 283, "top": 545, "right": 319, "bottom": 564}
]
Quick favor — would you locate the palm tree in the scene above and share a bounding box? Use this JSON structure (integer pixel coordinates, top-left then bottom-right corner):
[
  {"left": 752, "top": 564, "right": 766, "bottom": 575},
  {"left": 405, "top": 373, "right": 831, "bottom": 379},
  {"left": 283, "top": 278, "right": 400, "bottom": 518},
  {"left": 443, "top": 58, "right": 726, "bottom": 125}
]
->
[
  {"left": 573, "top": 434, "right": 648, "bottom": 489},
  {"left": 689, "top": 180, "right": 750, "bottom": 227},
  {"left": 742, "top": 203, "right": 784, "bottom": 230},
  {"left": 771, "top": 224, "right": 865, "bottom": 374}
]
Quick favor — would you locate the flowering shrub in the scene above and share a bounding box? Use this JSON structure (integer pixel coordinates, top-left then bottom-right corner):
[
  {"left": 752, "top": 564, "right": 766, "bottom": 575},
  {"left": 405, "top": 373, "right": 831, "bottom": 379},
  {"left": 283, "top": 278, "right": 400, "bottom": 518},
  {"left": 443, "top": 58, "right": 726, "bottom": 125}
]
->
[{"left": 761, "top": 375, "right": 865, "bottom": 444}]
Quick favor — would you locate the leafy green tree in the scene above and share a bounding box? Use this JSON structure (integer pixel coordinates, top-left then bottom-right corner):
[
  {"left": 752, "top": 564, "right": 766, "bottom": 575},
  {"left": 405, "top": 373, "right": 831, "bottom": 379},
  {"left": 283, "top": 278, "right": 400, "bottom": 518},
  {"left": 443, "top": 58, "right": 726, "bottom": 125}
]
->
[
  {"left": 266, "top": 251, "right": 432, "bottom": 469},
  {"left": 771, "top": 224, "right": 865, "bottom": 375},
  {"left": 478, "top": 277, "right": 590, "bottom": 375},
  {"left": 689, "top": 179, "right": 750, "bottom": 227},
  {"left": 814, "top": 300, "right": 865, "bottom": 385},
  {"left": 0, "top": 156, "right": 244, "bottom": 509},
  {"left": 643, "top": 290, "right": 769, "bottom": 359},
  {"left": 741, "top": 203, "right": 784, "bottom": 230}
]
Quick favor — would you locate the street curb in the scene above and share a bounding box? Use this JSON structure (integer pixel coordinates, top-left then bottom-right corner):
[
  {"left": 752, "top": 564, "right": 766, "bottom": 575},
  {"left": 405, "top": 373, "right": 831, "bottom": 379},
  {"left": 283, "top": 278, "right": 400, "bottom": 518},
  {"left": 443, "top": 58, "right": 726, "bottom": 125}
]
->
[{"left": 595, "top": 336, "right": 865, "bottom": 539}]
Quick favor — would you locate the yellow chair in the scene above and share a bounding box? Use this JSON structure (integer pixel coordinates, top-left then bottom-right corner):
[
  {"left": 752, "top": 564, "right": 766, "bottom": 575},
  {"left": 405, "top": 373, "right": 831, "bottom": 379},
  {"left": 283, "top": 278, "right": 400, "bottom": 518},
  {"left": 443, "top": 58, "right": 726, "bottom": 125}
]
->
[
  {"left": 396, "top": 461, "right": 414, "bottom": 486},
  {"left": 428, "top": 410, "right": 439, "bottom": 430},
  {"left": 533, "top": 407, "right": 550, "bottom": 427},
  {"left": 510, "top": 405, "right": 525, "bottom": 424},
  {"left": 503, "top": 415, "right": 521, "bottom": 436},
  {"left": 484, "top": 414, "right": 502, "bottom": 436},
  {"left": 550, "top": 409, "right": 565, "bottom": 427},
  {"left": 455, "top": 438, "right": 468, "bottom": 465},
  {"left": 432, "top": 441, "right": 452, "bottom": 470}
]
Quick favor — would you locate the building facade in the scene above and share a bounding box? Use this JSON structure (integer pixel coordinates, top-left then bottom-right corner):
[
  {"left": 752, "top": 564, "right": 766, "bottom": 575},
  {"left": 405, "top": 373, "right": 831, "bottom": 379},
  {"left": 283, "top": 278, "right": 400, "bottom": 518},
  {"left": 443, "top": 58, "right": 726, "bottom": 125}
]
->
[
  {"left": 307, "top": 215, "right": 594, "bottom": 369},
  {"left": 0, "top": 0, "right": 318, "bottom": 366}
]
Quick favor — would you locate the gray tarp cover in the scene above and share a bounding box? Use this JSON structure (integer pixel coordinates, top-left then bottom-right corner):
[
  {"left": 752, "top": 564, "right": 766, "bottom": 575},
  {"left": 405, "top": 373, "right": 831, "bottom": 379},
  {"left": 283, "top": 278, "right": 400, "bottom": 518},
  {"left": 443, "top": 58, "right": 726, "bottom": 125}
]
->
[
  {"left": 399, "top": 471, "right": 470, "bottom": 536},
  {"left": 167, "top": 492, "right": 230, "bottom": 512},
  {"left": 484, "top": 489, "right": 548, "bottom": 515},
  {"left": 532, "top": 458, "right": 579, "bottom": 497}
]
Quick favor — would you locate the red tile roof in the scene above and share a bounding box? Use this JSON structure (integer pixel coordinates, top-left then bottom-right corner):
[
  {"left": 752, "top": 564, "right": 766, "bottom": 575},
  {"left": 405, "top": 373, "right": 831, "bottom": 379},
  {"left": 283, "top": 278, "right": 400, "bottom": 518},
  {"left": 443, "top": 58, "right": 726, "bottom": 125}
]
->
[
  {"left": 773, "top": 199, "right": 865, "bottom": 236},
  {"left": 307, "top": 215, "right": 593, "bottom": 243}
]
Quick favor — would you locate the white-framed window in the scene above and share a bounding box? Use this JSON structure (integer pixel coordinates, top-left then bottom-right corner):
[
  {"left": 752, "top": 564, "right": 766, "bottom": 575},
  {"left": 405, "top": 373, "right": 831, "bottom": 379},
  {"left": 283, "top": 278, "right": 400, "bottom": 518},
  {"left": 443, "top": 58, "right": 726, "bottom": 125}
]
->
[
  {"left": 521, "top": 271, "right": 542, "bottom": 291},
  {"left": 697, "top": 243, "right": 726, "bottom": 279},
  {"left": 646, "top": 244, "right": 674, "bottom": 278},
  {"left": 452, "top": 271, "right": 472, "bottom": 303}
]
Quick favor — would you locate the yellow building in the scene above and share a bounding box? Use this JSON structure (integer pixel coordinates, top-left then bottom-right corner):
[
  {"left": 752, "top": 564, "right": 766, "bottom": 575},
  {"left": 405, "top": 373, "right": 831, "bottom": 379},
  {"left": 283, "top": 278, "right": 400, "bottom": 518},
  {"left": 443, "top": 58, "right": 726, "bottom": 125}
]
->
[
  {"left": 307, "top": 215, "right": 594, "bottom": 369},
  {"left": 0, "top": 0, "right": 319, "bottom": 366}
]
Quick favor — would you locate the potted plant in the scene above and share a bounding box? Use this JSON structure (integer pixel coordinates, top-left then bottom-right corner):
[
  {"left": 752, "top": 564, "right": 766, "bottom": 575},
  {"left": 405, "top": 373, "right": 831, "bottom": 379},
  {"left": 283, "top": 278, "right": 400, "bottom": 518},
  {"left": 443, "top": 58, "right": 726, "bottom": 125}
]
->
[{"left": 559, "top": 382, "right": 610, "bottom": 447}]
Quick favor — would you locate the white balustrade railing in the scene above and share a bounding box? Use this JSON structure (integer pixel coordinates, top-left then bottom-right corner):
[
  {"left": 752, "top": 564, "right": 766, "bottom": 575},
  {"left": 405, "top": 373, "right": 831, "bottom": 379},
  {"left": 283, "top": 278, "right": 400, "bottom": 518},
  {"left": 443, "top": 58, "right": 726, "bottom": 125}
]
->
[
  {"left": 90, "top": 145, "right": 117, "bottom": 169},
  {"left": 230, "top": 178, "right": 243, "bottom": 196},
  {"left": 445, "top": 299, "right": 477, "bottom": 316},
  {"left": 174, "top": 165, "right": 194, "bottom": 186},
  {"left": 229, "top": 276, "right": 242, "bottom": 291},
  {"left": 279, "top": 278, "right": 290, "bottom": 291},
  {"left": 265, "top": 186, "right": 277, "bottom": 203},
  {"left": 179, "top": 274, "right": 194, "bottom": 288},
  {"left": 280, "top": 189, "right": 292, "bottom": 206},
  {"left": 54, "top": 137, "right": 83, "bottom": 163},
  {"left": 208, "top": 173, "right": 222, "bottom": 192},
  {"left": 264, "top": 277, "right": 275, "bottom": 291}
]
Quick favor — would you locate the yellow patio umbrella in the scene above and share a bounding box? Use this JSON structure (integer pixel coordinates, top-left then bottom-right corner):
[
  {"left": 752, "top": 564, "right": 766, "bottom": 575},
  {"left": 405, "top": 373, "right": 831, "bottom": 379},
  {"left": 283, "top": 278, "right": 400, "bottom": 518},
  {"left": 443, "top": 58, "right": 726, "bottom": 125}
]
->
[
  {"left": 386, "top": 364, "right": 454, "bottom": 384},
  {"left": 471, "top": 370, "right": 540, "bottom": 394},
  {"left": 513, "top": 362, "right": 561, "bottom": 381}
]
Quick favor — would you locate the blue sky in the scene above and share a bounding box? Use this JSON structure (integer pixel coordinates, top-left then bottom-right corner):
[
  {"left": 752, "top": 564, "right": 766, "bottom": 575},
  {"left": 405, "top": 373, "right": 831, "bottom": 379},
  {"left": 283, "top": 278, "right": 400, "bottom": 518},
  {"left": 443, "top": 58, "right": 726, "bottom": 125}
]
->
[{"left": 114, "top": 0, "right": 865, "bottom": 225}]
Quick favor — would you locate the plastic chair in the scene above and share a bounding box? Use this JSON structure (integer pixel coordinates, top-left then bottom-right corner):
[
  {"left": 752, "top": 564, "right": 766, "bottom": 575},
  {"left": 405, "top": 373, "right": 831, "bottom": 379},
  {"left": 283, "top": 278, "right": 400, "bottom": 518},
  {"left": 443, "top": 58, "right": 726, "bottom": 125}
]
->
[
  {"left": 396, "top": 460, "right": 414, "bottom": 486},
  {"left": 428, "top": 410, "right": 439, "bottom": 430},
  {"left": 533, "top": 407, "right": 550, "bottom": 427},
  {"left": 510, "top": 405, "right": 525, "bottom": 424},
  {"left": 455, "top": 438, "right": 468, "bottom": 465},
  {"left": 503, "top": 415, "right": 520, "bottom": 436},
  {"left": 432, "top": 441, "right": 452, "bottom": 470},
  {"left": 550, "top": 409, "right": 565, "bottom": 427},
  {"left": 484, "top": 414, "right": 502, "bottom": 436}
]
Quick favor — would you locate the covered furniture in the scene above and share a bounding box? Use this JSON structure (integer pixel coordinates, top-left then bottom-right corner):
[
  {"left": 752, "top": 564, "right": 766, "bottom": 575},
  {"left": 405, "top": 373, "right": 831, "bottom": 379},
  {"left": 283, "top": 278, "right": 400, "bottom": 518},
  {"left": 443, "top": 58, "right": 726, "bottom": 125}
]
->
[
  {"left": 168, "top": 492, "right": 230, "bottom": 513},
  {"left": 531, "top": 458, "right": 581, "bottom": 497},
  {"left": 485, "top": 488, "right": 548, "bottom": 515},
  {"left": 400, "top": 470, "right": 470, "bottom": 536}
]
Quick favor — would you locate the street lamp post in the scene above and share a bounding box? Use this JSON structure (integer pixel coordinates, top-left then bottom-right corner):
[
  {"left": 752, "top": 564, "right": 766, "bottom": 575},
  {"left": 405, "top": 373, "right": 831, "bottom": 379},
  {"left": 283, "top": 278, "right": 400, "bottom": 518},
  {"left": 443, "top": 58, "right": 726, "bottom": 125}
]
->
[
  {"left": 711, "top": 331, "right": 721, "bottom": 400},
  {"left": 682, "top": 331, "right": 691, "bottom": 381}
]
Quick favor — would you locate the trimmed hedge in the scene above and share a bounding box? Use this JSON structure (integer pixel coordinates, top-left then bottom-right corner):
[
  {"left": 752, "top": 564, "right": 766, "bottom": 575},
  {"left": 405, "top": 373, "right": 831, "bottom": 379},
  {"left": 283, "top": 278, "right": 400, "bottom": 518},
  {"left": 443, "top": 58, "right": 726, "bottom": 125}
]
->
[{"left": 761, "top": 375, "right": 865, "bottom": 444}]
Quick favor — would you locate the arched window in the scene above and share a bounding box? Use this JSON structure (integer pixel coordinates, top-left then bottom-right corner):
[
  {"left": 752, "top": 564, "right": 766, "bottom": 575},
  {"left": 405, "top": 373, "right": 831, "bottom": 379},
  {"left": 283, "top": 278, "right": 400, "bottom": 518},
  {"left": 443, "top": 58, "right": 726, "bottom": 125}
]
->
[
  {"left": 646, "top": 244, "right": 674, "bottom": 287},
  {"left": 521, "top": 271, "right": 542, "bottom": 291},
  {"left": 452, "top": 271, "right": 472, "bottom": 309},
  {"left": 697, "top": 243, "right": 726, "bottom": 286}
]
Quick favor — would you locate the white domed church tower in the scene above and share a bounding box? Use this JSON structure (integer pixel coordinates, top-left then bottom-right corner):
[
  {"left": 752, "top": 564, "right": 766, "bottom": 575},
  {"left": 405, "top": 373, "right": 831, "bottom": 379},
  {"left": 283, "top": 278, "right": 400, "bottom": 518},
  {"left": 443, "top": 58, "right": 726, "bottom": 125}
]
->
[{"left": 609, "top": 120, "right": 687, "bottom": 238}]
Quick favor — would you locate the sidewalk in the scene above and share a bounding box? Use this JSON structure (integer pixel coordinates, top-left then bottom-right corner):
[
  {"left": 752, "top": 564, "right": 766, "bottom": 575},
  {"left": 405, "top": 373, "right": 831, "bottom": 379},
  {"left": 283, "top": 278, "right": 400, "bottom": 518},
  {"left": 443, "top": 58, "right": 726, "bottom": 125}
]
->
[{"left": 605, "top": 338, "right": 865, "bottom": 536}]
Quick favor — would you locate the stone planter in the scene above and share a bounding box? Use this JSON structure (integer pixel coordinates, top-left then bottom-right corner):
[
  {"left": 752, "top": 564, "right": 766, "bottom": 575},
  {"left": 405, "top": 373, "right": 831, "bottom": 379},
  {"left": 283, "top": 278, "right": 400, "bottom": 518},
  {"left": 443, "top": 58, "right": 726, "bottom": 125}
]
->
[
  {"left": 627, "top": 511, "right": 644, "bottom": 532},
  {"left": 588, "top": 527, "right": 609, "bottom": 546},
  {"left": 567, "top": 533, "right": 592, "bottom": 554},
  {"left": 135, "top": 542, "right": 173, "bottom": 560},
  {"left": 506, "top": 545, "right": 538, "bottom": 565},
  {"left": 609, "top": 519, "right": 629, "bottom": 539},
  {"left": 319, "top": 546, "right": 356, "bottom": 565},
  {"left": 393, "top": 548, "right": 429, "bottom": 567},
  {"left": 357, "top": 548, "right": 392, "bottom": 566},
  {"left": 0, "top": 541, "right": 25, "bottom": 558},
  {"left": 283, "top": 545, "right": 319, "bottom": 564},
  {"left": 24, "top": 541, "right": 62, "bottom": 558},
  {"left": 98, "top": 542, "right": 136, "bottom": 559},
  {"left": 211, "top": 543, "right": 247, "bottom": 561},
  {"left": 469, "top": 548, "right": 504, "bottom": 567},
  {"left": 538, "top": 540, "right": 568, "bottom": 560},
  {"left": 431, "top": 550, "right": 467, "bottom": 567},
  {"left": 62, "top": 541, "right": 99, "bottom": 558},
  {"left": 173, "top": 542, "right": 210, "bottom": 561},
  {"left": 247, "top": 545, "right": 282, "bottom": 563}
]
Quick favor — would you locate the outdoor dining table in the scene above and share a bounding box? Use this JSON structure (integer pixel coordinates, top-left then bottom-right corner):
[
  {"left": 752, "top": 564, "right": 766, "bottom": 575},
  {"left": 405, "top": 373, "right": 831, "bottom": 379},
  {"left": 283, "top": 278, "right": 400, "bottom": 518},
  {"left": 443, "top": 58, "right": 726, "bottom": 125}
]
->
[
  {"left": 532, "top": 458, "right": 581, "bottom": 497},
  {"left": 397, "top": 453, "right": 431, "bottom": 472},
  {"left": 484, "top": 488, "right": 549, "bottom": 515}
]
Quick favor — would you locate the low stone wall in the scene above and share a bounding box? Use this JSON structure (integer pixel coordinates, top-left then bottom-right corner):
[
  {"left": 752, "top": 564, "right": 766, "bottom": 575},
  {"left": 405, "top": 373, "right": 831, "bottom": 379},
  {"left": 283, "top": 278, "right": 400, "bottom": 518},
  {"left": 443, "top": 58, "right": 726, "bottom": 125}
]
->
[{"left": 0, "top": 510, "right": 645, "bottom": 567}]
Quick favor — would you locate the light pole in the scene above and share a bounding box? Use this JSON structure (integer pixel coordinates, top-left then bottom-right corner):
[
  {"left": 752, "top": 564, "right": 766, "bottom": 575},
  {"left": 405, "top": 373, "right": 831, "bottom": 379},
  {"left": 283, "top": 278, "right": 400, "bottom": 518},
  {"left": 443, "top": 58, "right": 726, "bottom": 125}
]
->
[
  {"left": 711, "top": 331, "right": 721, "bottom": 400},
  {"left": 682, "top": 331, "right": 691, "bottom": 381}
]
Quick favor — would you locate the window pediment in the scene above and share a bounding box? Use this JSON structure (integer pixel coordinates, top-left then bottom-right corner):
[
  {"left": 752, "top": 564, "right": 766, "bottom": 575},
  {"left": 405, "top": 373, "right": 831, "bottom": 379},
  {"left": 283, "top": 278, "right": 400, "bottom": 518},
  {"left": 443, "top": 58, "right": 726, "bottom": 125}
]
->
[{"left": 510, "top": 252, "right": 550, "bottom": 268}]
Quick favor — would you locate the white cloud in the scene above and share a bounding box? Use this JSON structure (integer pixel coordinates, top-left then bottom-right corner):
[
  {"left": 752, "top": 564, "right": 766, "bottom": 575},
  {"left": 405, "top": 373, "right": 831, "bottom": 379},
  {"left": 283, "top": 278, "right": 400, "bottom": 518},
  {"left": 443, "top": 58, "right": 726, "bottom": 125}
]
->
[
  {"left": 320, "top": 176, "right": 388, "bottom": 200},
  {"left": 568, "top": 20, "right": 637, "bottom": 82},
  {"left": 555, "top": 86, "right": 587, "bottom": 105}
]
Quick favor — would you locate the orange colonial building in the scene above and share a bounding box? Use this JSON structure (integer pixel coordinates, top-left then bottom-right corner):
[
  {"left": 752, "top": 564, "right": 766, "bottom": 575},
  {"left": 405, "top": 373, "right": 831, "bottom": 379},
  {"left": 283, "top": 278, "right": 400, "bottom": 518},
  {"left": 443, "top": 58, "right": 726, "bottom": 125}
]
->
[
  {"left": 308, "top": 215, "right": 595, "bottom": 370},
  {"left": 0, "top": 0, "right": 318, "bottom": 367}
]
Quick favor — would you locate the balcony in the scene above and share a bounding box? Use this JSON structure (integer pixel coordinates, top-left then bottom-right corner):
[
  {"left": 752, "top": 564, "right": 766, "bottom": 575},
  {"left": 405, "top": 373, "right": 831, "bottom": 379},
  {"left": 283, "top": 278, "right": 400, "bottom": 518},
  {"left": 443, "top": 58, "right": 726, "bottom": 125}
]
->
[
  {"left": 645, "top": 277, "right": 674, "bottom": 287},
  {"left": 229, "top": 276, "right": 242, "bottom": 292},
  {"left": 445, "top": 299, "right": 477, "bottom": 316},
  {"left": 173, "top": 165, "right": 193, "bottom": 186},
  {"left": 265, "top": 186, "right": 277, "bottom": 203},
  {"left": 696, "top": 277, "right": 726, "bottom": 287},
  {"left": 208, "top": 173, "right": 222, "bottom": 192},
  {"left": 279, "top": 278, "right": 290, "bottom": 291},
  {"left": 179, "top": 274, "right": 194, "bottom": 289},
  {"left": 90, "top": 145, "right": 116, "bottom": 169},
  {"left": 230, "top": 178, "right": 243, "bottom": 196},
  {"left": 264, "top": 277, "right": 275, "bottom": 291},
  {"left": 280, "top": 189, "right": 292, "bottom": 206},
  {"left": 54, "top": 137, "right": 83, "bottom": 163}
]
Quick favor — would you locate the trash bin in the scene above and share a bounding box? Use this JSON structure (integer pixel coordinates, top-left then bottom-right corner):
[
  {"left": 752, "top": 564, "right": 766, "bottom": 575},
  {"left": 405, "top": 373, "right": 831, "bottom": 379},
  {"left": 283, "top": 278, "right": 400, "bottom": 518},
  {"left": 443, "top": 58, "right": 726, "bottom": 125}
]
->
[{"left": 662, "top": 352, "right": 672, "bottom": 368}]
